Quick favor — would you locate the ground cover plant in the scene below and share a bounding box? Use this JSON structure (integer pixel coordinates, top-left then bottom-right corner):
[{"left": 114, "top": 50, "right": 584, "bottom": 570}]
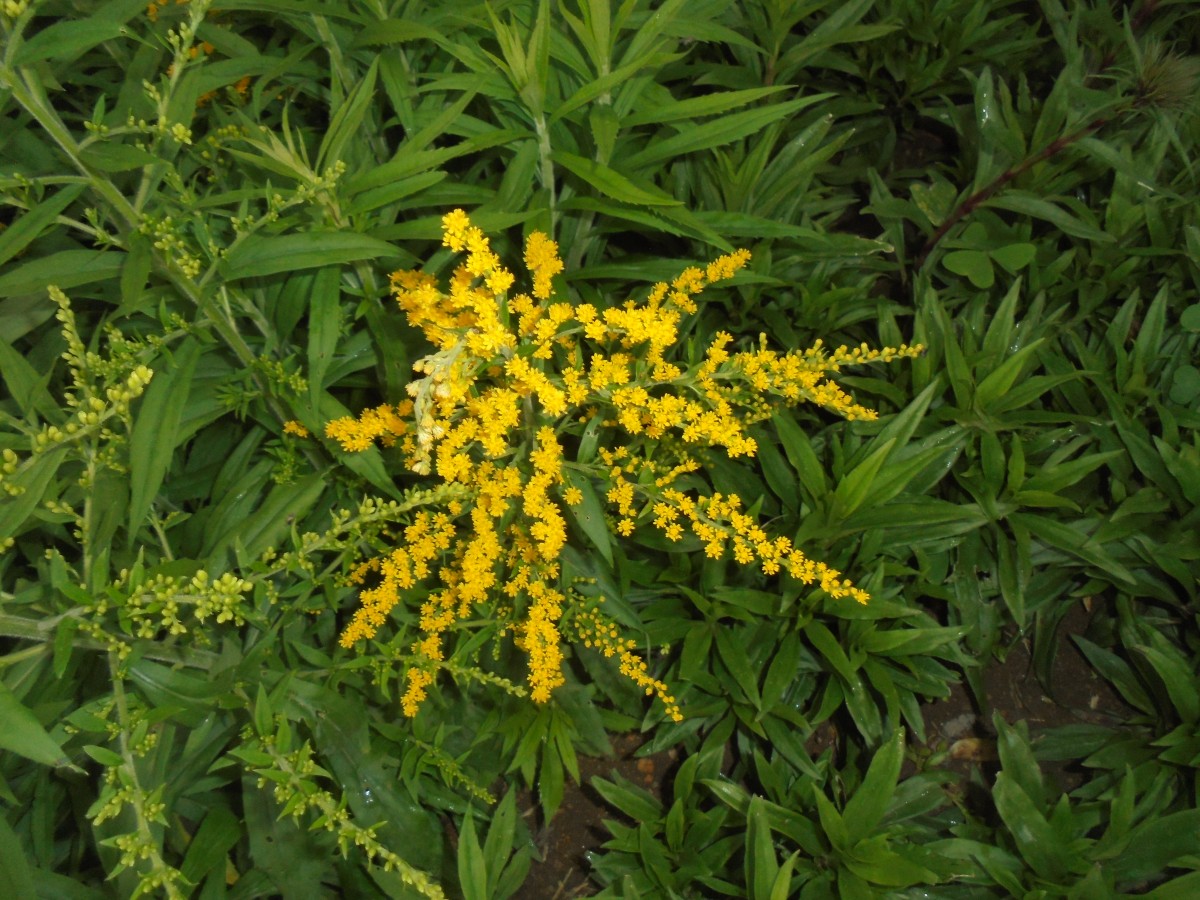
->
[{"left": 1, "top": 0, "right": 1198, "bottom": 897}]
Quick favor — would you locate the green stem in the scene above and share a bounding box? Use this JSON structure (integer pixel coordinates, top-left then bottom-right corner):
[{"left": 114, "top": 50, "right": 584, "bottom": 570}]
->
[{"left": 534, "top": 112, "right": 557, "bottom": 230}]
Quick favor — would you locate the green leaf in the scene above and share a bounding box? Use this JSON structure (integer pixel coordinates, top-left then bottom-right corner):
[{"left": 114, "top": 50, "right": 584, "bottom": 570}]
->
[
  {"left": 80, "top": 143, "right": 160, "bottom": 173},
  {"left": 0, "top": 808, "right": 36, "bottom": 900},
  {"left": 1169, "top": 365, "right": 1200, "bottom": 405},
  {"left": 0, "top": 336, "right": 57, "bottom": 420},
  {"left": 623, "top": 87, "right": 794, "bottom": 127},
  {"left": 0, "top": 446, "right": 68, "bottom": 543},
  {"left": 812, "top": 787, "right": 850, "bottom": 852},
  {"left": 179, "top": 806, "right": 240, "bottom": 887},
  {"left": 993, "top": 715, "right": 1045, "bottom": 809},
  {"left": 14, "top": 18, "right": 125, "bottom": 64},
  {"left": 457, "top": 810, "right": 488, "bottom": 900},
  {"left": 483, "top": 791, "right": 518, "bottom": 897},
  {"left": 975, "top": 338, "right": 1045, "bottom": 409},
  {"left": 833, "top": 438, "right": 896, "bottom": 518},
  {"left": 714, "top": 627, "right": 763, "bottom": 710},
  {"left": 1145, "top": 871, "right": 1200, "bottom": 899},
  {"left": 991, "top": 771, "right": 1069, "bottom": 881},
  {"left": 351, "top": 18, "right": 446, "bottom": 47},
  {"left": 221, "top": 232, "right": 400, "bottom": 280},
  {"left": 231, "top": 473, "right": 327, "bottom": 563},
  {"left": 565, "top": 473, "right": 613, "bottom": 567},
  {"left": 552, "top": 150, "right": 681, "bottom": 206},
  {"left": 0, "top": 681, "right": 70, "bottom": 768},
  {"left": 0, "top": 250, "right": 124, "bottom": 297},
  {"left": 843, "top": 729, "right": 904, "bottom": 844},
  {"left": 592, "top": 774, "right": 662, "bottom": 823},
  {"left": 942, "top": 249, "right": 994, "bottom": 288},
  {"left": 991, "top": 242, "right": 1036, "bottom": 273},
  {"left": 539, "top": 739, "right": 564, "bottom": 821},
  {"left": 1116, "top": 809, "right": 1200, "bottom": 883},
  {"left": 306, "top": 266, "right": 342, "bottom": 404},
  {"left": 747, "top": 796, "right": 779, "bottom": 900},
  {"left": 317, "top": 58, "right": 379, "bottom": 171},
  {"left": 0, "top": 185, "right": 86, "bottom": 269},
  {"left": 1180, "top": 304, "right": 1200, "bottom": 332},
  {"left": 624, "top": 97, "right": 830, "bottom": 170},
  {"left": 1010, "top": 513, "right": 1135, "bottom": 585},
  {"left": 128, "top": 338, "right": 201, "bottom": 536},
  {"left": 1132, "top": 641, "right": 1200, "bottom": 723},
  {"left": 987, "top": 191, "right": 1115, "bottom": 242}
]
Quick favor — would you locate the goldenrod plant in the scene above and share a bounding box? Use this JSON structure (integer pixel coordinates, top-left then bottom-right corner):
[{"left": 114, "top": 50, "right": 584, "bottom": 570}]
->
[{"left": 322, "top": 209, "right": 921, "bottom": 720}]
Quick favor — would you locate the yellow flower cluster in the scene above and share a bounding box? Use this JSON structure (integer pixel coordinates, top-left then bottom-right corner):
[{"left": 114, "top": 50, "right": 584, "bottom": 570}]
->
[
  {"left": 567, "top": 606, "right": 681, "bottom": 722},
  {"left": 656, "top": 488, "right": 868, "bottom": 601},
  {"left": 324, "top": 209, "right": 920, "bottom": 720}
]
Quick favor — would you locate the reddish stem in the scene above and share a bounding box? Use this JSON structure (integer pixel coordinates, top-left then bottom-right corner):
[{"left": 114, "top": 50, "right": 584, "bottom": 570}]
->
[{"left": 913, "top": 116, "right": 1109, "bottom": 271}]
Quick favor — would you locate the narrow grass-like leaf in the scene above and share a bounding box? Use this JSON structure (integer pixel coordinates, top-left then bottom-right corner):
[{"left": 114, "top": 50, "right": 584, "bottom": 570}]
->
[
  {"left": 974, "top": 338, "right": 1044, "bottom": 409},
  {"left": 623, "top": 87, "right": 793, "bottom": 127},
  {"left": 0, "top": 446, "right": 68, "bottom": 542},
  {"left": 0, "top": 337, "right": 57, "bottom": 420},
  {"left": 0, "top": 185, "right": 85, "bottom": 268},
  {"left": 833, "top": 438, "right": 896, "bottom": 518},
  {"left": 317, "top": 58, "right": 379, "bottom": 171},
  {"left": 0, "top": 250, "right": 124, "bottom": 298},
  {"left": 457, "top": 811, "right": 488, "bottom": 900},
  {"left": 0, "top": 815, "right": 36, "bottom": 900},
  {"left": 986, "top": 191, "right": 1114, "bottom": 242},
  {"left": 553, "top": 151, "right": 680, "bottom": 206},
  {"left": 0, "top": 681, "right": 70, "bottom": 768},
  {"left": 128, "top": 338, "right": 200, "bottom": 536},
  {"left": 593, "top": 773, "right": 661, "bottom": 823},
  {"left": 565, "top": 472, "right": 613, "bottom": 566},
  {"left": 179, "top": 806, "right": 240, "bottom": 887},
  {"left": 221, "top": 232, "right": 400, "bottom": 280},
  {"left": 306, "top": 266, "right": 341, "bottom": 405},
  {"left": 1011, "top": 512, "right": 1135, "bottom": 585},
  {"left": 13, "top": 19, "right": 125, "bottom": 65},
  {"left": 715, "top": 628, "right": 763, "bottom": 710},
  {"left": 483, "top": 790, "right": 517, "bottom": 897},
  {"left": 624, "top": 97, "right": 830, "bottom": 170},
  {"left": 747, "top": 796, "right": 779, "bottom": 900},
  {"left": 1115, "top": 809, "right": 1200, "bottom": 883}
]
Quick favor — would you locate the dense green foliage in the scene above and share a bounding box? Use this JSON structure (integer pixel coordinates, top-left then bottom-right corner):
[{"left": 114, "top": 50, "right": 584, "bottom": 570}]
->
[{"left": 1, "top": 0, "right": 1198, "bottom": 896}]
